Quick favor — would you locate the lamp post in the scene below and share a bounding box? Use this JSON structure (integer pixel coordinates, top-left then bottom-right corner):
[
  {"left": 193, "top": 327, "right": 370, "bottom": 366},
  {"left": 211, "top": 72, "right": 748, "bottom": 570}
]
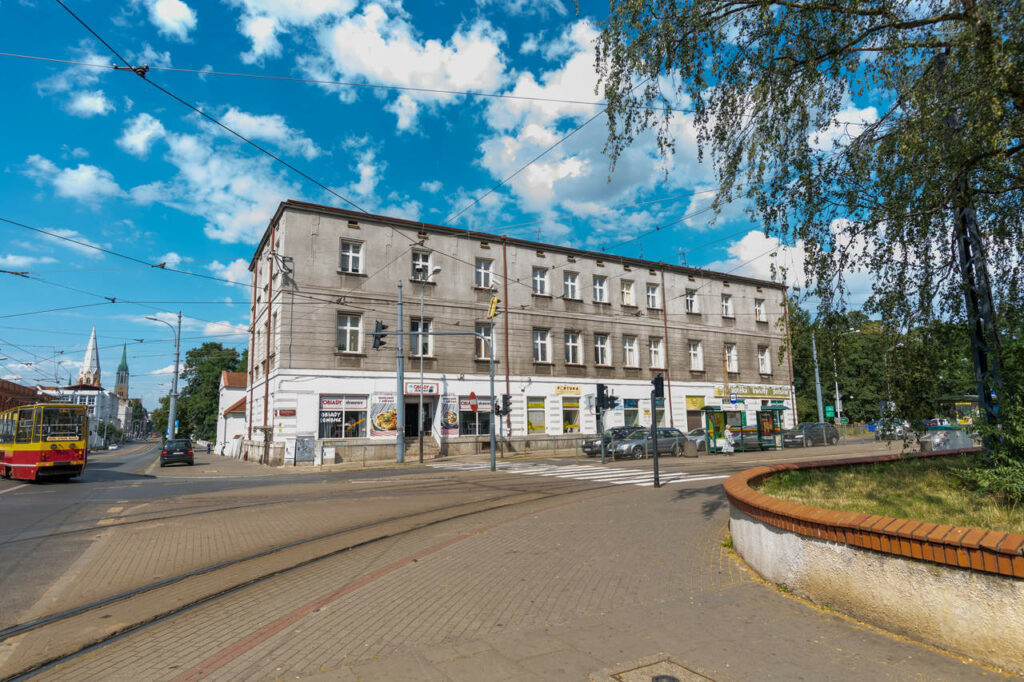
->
[
  {"left": 416, "top": 265, "right": 441, "bottom": 463},
  {"left": 147, "top": 312, "right": 182, "bottom": 439}
]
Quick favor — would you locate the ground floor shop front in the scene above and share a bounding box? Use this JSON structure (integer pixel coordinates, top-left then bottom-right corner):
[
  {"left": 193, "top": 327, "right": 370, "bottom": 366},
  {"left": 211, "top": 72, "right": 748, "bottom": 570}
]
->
[{"left": 242, "top": 370, "right": 795, "bottom": 465}]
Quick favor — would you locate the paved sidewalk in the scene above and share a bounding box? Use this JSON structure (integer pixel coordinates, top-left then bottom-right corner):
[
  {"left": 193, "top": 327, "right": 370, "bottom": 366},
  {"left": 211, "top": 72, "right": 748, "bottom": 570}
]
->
[{"left": 31, "top": 470, "right": 998, "bottom": 681}]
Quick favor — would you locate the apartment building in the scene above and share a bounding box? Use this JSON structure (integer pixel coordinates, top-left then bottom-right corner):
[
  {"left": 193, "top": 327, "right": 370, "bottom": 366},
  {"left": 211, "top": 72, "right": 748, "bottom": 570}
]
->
[{"left": 242, "top": 200, "right": 794, "bottom": 464}]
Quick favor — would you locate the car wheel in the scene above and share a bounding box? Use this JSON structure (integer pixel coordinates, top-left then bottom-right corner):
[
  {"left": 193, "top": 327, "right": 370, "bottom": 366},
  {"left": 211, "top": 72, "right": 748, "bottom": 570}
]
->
[
  {"left": 830, "top": 436, "right": 839, "bottom": 446},
  {"left": 803, "top": 438, "right": 809, "bottom": 448},
  {"left": 697, "top": 441, "right": 705, "bottom": 452},
  {"left": 632, "top": 446, "right": 645, "bottom": 459},
  {"left": 671, "top": 444, "right": 681, "bottom": 457}
]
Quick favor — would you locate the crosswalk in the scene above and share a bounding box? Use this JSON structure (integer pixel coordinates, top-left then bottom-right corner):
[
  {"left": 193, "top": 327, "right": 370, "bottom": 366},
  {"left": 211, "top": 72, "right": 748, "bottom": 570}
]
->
[{"left": 427, "top": 461, "right": 728, "bottom": 488}]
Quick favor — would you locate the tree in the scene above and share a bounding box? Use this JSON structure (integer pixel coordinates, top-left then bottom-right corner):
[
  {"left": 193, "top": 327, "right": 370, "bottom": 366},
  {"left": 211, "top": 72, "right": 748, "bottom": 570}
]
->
[
  {"left": 236, "top": 348, "right": 249, "bottom": 373},
  {"left": 596, "top": 0, "right": 1023, "bottom": 454},
  {"left": 177, "top": 343, "right": 240, "bottom": 442},
  {"left": 149, "top": 395, "right": 170, "bottom": 437}
]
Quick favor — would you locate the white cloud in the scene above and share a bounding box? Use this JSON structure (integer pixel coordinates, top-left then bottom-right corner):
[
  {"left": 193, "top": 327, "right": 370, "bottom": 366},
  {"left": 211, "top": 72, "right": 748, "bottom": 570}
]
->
[
  {"left": 39, "top": 228, "right": 106, "bottom": 259},
  {"left": 476, "top": 0, "right": 567, "bottom": 17},
  {"left": 809, "top": 104, "right": 879, "bottom": 152},
  {"left": 149, "top": 362, "right": 185, "bottom": 376},
  {"left": 139, "top": 0, "right": 197, "bottom": 41},
  {"left": 65, "top": 90, "right": 114, "bottom": 117},
  {"left": 344, "top": 149, "right": 381, "bottom": 198},
  {"left": 208, "top": 258, "right": 251, "bottom": 286},
  {"left": 229, "top": 0, "right": 357, "bottom": 63},
  {"left": 128, "top": 43, "right": 173, "bottom": 67},
  {"left": 420, "top": 180, "right": 442, "bottom": 193},
  {"left": 203, "top": 320, "right": 249, "bottom": 337},
  {"left": 219, "top": 107, "right": 322, "bottom": 160},
  {"left": 24, "top": 155, "right": 124, "bottom": 203},
  {"left": 157, "top": 251, "right": 184, "bottom": 268},
  {"left": 0, "top": 254, "right": 58, "bottom": 268},
  {"left": 61, "top": 145, "right": 90, "bottom": 159},
  {"left": 117, "top": 113, "right": 167, "bottom": 157}
]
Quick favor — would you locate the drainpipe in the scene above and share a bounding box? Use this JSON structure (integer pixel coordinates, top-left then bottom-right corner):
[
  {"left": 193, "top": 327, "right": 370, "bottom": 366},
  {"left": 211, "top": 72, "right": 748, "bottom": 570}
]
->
[
  {"left": 262, "top": 220, "right": 275, "bottom": 464},
  {"left": 660, "top": 268, "right": 673, "bottom": 427},
  {"left": 247, "top": 260, "right": 257, "bottom": 446}
]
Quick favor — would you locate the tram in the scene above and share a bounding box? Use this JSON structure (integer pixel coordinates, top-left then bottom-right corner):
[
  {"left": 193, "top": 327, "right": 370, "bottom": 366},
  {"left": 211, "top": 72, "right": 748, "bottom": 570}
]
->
[{"left": 0, "top": 403, "right": 89, "bottom": 482}]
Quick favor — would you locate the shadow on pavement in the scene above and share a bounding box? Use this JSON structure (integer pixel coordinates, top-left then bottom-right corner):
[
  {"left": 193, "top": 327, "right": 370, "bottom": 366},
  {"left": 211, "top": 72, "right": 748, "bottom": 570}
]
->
[{"left": 671, "top": 483, "right": 727, "bottom": 519}]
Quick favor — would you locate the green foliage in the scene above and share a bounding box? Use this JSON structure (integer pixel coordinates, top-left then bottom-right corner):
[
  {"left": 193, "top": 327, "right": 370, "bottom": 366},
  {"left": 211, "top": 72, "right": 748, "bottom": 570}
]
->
[
  {"left": 177, "top": 343, "right": 241, "bottom": 441},
  {"left": 959, "top": 392, "right": 1024, "bottom": 505},
  {"left": 149, "top": 395, "right": 170, "bottom": 436},
  {"left": 236, "top": 348, "right": 249, "bottom": 373}
]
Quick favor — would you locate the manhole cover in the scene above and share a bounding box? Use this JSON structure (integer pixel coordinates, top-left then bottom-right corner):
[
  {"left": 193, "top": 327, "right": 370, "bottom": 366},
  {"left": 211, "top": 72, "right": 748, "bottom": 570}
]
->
[{"left": 612, "top": 658, "right": 711, "bottom": 682}]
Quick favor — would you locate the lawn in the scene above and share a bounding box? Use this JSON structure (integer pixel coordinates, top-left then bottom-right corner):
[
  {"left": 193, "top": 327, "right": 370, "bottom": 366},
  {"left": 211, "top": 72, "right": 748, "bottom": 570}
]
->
[{"left": 755, "top": 454, "right": 1024, "bottom": 534}]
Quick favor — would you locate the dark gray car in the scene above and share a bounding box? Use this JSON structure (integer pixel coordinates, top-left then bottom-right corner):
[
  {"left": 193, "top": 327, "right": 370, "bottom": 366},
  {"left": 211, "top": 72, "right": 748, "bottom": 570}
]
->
[
  {"left": 160, "top": 438, "right": 194, "bottom": 466},
  {"left": 782, "top": 422, "right": 839, "bottom": 447},
  {"left": 612, "top": 427, "right": 689, "bottom": 459}
]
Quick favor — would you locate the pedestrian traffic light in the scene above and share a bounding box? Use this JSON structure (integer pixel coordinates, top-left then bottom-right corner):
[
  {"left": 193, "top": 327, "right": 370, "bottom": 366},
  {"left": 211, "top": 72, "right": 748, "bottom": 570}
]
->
[
  {"left": 596, "top": 383, "right": 608, "bottom": 411},
  {"left": 372, "top": 320, "right": 388, "bottom": 350},
  {"left": 652, "top": 374, "right": 664, "bottom": 398},
  {"left": 487, "top": 295, "right": 500, "bottom": 319}
]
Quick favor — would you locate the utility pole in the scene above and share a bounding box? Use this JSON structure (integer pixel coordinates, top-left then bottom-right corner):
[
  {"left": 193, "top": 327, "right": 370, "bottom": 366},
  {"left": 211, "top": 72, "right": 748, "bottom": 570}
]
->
[
  {"left": 396, "top": 281, "right": 405, "bottom": 463},
  {"left": 417, "top": 265, "right": 441, "bottom": 464},
  {"left": 812, "top": 331, "right": 824, "bottom": 423},
  {"left": 147, "top": 312, "right": 181, "bottom": 438}
]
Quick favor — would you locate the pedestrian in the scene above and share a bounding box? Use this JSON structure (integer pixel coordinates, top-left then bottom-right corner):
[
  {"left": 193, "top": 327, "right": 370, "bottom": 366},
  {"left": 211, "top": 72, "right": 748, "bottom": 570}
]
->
[
  {"left": 206, "top": 442, "right": 211, "bottom": 455},
  {"left": 723, "top": 426, "right": 735, "bottom": 455}
]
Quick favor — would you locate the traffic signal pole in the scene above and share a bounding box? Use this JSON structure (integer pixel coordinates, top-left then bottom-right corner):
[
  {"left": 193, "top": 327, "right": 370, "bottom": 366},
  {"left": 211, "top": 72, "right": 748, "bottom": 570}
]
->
[
  {"left": 396, "top": 282, "right": 405, "bottom": 463},
  {"left": 597, "top": 383, "right": 607, "bottom": 464},
  {"left": 651, "top": 374, "right": 664, "bottom": 488}
]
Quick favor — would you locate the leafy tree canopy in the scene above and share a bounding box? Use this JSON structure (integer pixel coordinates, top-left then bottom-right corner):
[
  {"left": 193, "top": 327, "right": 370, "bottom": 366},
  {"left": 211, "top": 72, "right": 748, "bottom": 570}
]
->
[{"left": 178, "top": 343, "right": 240, "bottom": 442}]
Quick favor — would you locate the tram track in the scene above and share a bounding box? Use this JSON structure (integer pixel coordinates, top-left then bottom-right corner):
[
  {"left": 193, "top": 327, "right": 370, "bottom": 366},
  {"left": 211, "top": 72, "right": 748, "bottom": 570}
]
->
[{"left": 1, "top": 476, "right": 614, "bottom": 681}]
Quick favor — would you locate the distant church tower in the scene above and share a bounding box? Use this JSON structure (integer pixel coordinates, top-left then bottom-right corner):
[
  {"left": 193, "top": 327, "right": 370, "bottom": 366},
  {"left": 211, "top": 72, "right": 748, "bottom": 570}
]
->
[
  {"left": 78, "top": 327, "right": 102, "bottom": 387},
  {"left": 115, "top": 343, "right": 129, "bottom": 400}
]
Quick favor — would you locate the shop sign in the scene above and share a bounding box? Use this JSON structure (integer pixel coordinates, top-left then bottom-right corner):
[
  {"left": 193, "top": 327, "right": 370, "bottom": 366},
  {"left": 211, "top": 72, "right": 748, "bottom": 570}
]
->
[
  {"left": 685, "top": 396, "right": 706, "bottom": 410},
  {"left": 275, "top": 408, "right": 296, "bottom": 417},
  {"left": 458, "top": 396, "right": 491, "bottom": 411},
  {"left": 554, "top": 384, "right": 581, "bottom": 395},
  {"left": 714, "top": 384, "right": 789, "bottom": 399},
  {"left": 320, "top": 395, "right": 367, "bottom": 411},
  {"left": 369, "top": 394, "right": 399, "bottom": 436},
  {"left": 440, "top": 396, "right": 459, "bottom": 436},
  {"left": 405, "top": 381, "right": 439, "bottom": 395}
]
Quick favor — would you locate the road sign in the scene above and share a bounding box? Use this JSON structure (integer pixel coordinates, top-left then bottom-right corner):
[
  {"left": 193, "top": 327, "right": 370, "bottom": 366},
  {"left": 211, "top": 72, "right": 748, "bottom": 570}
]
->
[
  {"left": 468, "top": 391, "right": 478, "bottom": 413},
  {"left": 729, "top": 393, "right": 737, "bottom": 404},
  {"left": 825, "top": 405, "right": 835, "bottom": 418},
  {"left": 840, "top": 416, "right": 849, "bottom": 424}
]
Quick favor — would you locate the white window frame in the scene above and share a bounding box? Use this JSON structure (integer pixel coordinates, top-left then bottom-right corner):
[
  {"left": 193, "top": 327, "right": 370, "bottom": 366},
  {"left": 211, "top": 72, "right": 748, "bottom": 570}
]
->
[
  {"left": 721, "top": 294, "right": 734, "bottom": 318},
  {"left": 412, "top": 251, "right": 431, "bottom": 280},
  {"left": 649, "top": 337, "right": 664, "bottom": 368},
  {"left": 593, "top": 333, "right": 609, "bottom": 365},
  {"left": 336, "top": 313, "right": 362, "bottom": 353},
  {"left": 623, "top": 335, "right": 638, "bottom": 367},
  {"left": 725, "top": 343, "right": 739, "bottom": 373},
  {"left": 564, "top": 331, "right": 582, "bottom": 365},
  {"left": 689, "top": 340, "right": 704, "bottom": 371},
  {"left": 758, "top": 346, "right": 772, "bottom": 374},
  {"left": 411, "top": 318, "right": 433, "bottom": 357},
  {"left": 754, "top": 298, "right": 766, "bottom": 322},
  {"left": 339, "top": 240, "right": 363, "bottom": 274},
  {"left": 621, "top": 280, "right": 635, "bottom": 306},
  {"left": 685, "top": 289, "right": 699, "bottom": 314},
  {"left": 563, "top": 272, "right": 579, "bottom": 300},
  {"left": 475, "top": 259, "right": 492, "bottom": 289},
  {"left": 533, "top": 329, "right": 551, "bottom": 362},
  {"left": 532, "top": 267, "right": 549, "bottom": 295},
  {"left": 475, "top": 324, "right": 492, "bottom": 360},
  {"left": 592, "top": 275, "right": 607, "bottom": 303},
  {"left": 646, "top": 283, "right": 661, "bottom": 309}
]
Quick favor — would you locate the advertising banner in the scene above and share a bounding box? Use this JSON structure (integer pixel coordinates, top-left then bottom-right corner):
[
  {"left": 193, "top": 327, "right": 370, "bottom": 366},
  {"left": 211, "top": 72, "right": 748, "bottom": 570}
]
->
[
  {"left": 320, "top": 396, "right": 367, "bottom": 411},
  {"left": 369, "top": 394, "right": 399, "bottom": 436},
  {"left": 440, "top": 395, "right": 459, "bottom": 436}
]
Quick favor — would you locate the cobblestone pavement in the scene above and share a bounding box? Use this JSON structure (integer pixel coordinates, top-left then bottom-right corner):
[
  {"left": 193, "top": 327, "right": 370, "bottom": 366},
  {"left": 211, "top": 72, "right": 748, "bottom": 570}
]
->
[{"left": 20, "top": 468, "right": 997, "bottom": 682}]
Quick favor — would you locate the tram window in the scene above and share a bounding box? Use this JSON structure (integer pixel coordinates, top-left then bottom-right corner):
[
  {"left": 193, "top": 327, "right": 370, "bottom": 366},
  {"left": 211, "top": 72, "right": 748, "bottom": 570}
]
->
[
  {"left": 15, "top": 407, "right": 34, "bottom": 444},
  {"left": 0, "top": 413, "right": 12, "bottom": 443},
  {"left": 41, "top": 407, "right": 84, "bottom": 441}
]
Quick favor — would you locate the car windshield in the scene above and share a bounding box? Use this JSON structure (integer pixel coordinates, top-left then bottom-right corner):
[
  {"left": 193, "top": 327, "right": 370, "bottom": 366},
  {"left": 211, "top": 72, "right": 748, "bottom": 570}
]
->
[
  {"left": 687, "top": 429, "right": 704, "bottom": 436},
  {"left": 40, "top": 406, "right": 85, "bottom": 441},
  {"left": 166, "top": 439, "right": 190, "bottom": 448},
  {"left": 603, "top": 428, "right": 636, "bottom": 439}
]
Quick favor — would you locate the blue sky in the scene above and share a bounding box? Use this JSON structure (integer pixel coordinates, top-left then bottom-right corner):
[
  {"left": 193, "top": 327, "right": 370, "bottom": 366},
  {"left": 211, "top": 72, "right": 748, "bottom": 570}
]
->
[{"left": 0, "top": 0, "right": 876, "bottom": 409}]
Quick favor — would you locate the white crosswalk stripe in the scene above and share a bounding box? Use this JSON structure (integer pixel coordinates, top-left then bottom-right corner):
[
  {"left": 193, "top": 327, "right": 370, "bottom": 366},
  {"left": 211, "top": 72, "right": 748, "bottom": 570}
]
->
[{"left": 427, "top": 461, "right": 728, "bottom": 488}]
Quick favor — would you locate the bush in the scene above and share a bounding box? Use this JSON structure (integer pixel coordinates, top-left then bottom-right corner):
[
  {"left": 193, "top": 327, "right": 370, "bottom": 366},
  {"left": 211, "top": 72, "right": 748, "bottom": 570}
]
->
[{"left": 957, "top": 393, "right": 1024, "bottom": 507}]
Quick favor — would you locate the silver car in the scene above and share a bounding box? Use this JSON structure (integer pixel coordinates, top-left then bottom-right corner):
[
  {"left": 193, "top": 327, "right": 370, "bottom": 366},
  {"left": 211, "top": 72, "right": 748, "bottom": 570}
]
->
[{"left": 612, "top": 427, "right": 689, "bottom": 459}]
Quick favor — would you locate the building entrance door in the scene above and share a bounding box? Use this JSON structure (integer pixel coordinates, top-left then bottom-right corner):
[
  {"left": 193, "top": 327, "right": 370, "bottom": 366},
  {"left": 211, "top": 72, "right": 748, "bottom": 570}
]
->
[{"left": 405, "top": 400, "right": 435, "bottom": 437}]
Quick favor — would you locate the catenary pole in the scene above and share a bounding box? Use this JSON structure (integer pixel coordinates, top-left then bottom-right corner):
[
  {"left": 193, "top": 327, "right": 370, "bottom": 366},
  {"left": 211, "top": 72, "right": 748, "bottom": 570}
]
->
[
  {"left": 812, "top": 332, "right": 824, "bottom": 423},
  {"left": 489, "top": 316, "right": 496, "bottom": 471}
]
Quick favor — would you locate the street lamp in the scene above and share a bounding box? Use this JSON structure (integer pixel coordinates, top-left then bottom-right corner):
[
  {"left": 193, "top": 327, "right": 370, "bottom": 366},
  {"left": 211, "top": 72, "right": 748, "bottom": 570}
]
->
[
  {"left": 416, "top": 264, "right": 441, "bottom": 464},
  {"left": 146, "top": 313, "right": 182, "bottom": 439}
]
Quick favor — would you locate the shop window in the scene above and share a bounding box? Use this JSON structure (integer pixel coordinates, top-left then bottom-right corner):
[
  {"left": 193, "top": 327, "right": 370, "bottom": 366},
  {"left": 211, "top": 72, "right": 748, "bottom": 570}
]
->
[
  {"left": 459, "top": 396, "right": 492, "bottom": 435},
  {"left": 318, "top": 395, "right": 368, "bottom": 439},
  {"left": 623, "top": 399, "right": 639, "bottom": 427},
  {"left": 562, "top": 396, "right": 580, "bottom": 433},
  {"left": 527, "top": 397, "right": 546, "bottom": 433}
]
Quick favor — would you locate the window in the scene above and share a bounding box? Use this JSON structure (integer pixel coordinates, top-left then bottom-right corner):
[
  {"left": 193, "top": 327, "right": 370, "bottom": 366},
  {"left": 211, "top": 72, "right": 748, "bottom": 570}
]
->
[
  {"left": 318, "top": 395, "right": 368, "bottom": 439},
  {"left": 689, "top": 340, "right": 704, "bottom": 371},
  {"left": 459, "top": 395, "right": 492, "bottom": 435},
  {"left": 754, "top": 298, "right": 766, "bottom": 322},
  {"left": 563, "top": 272, "right": 579, "bottom": 299},
  {"left": 593, "top": 334, "right": 609, "bottom": 365},
  {"left": 646, "top": 283, "right": 661, "bottom": 309},
  {"left": 411, "top": 318, "right": 432, "bottom": 356},
  {"left": 527, "top": 397, "right": 546, "bottom": 433},
  {"left": 475, "top": 259, "right": 492, "bottom": 288},
  {"left": 339, "top": 240, "right": 363, "bottom": 273},
  {"left": 411, "top": 251, "right": 431, "bottom": 280},
  {"left": 336, "top": 313, "right": 362, "bottom": 353},
  {"left": 721, "top": 294, "right": 734, "bottom": 317},
  {"left": 533, "top": 329, "right": 551, "bottom": 362},
  {"left": 725, "top": 343, "right": 739, "bottom": 372},
  {"left": 623, "top": 335, "right": 638, "bottom": 367},
  {"left": 532, "top": 267, "right": 548, "bottom": 295},
  {"left": 649, "top": 337, "right": 664, "bottom": 368},
  {"left": 621, "top": 280, "right": 635, "bottom": 305},
  {"left": 624, "top": 398, "right": 639, "bottom": 427},
  {"left": 592, "top": 275, "right": 607, "bottom": 303},
  {"left": 685, "top": 289, "right": 699, "bottom": 313},
  {"left": 475, "top": 324, "right": 492, "bottom": 360},
  {"left": 758, "top": 346, "right": 772, "bottom": 374},
  {"left": 562, "top": 397, "right": 580, "bottom": 433},
  {"left": 564, "top": 332, "right": 582, "bottom": 364}
]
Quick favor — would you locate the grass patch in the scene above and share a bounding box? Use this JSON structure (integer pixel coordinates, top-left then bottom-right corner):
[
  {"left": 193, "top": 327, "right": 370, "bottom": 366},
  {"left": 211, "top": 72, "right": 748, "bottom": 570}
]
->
[{"left": 756, "top": 454, "right": 1024, "bottom": 534}]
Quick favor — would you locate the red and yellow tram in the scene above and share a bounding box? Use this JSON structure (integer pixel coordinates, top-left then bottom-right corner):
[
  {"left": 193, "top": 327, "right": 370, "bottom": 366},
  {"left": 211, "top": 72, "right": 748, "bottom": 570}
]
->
[{"left": 0, "top": 403, "right": 89, "bottom": 482}]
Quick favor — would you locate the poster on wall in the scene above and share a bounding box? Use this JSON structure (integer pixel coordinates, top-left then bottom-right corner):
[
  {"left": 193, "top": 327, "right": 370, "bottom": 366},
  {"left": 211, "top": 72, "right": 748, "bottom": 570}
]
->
[
  {"left": 369, "top": 394, "right": 399, "bottom": 436},
  {"left": 440, "top": 395, "right": 459, "bottom": 436}
]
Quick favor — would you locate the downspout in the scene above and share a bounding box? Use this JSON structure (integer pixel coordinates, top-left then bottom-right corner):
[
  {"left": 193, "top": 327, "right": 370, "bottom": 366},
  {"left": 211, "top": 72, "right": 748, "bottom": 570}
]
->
[
  {"left": 782, "top": 288, "right": 797, "bottom": 428},
  {"left": 246, "top": 261, "right": 257, "bottom": 445},
  {"left": 262, "top": 220, "right": 276, "bottom": 463},
  {"left": 660, "top": 268, "right": 673, "bottom": 427},
  {"left": 501, "top": 236, "right": 511, "bottom": 434}
]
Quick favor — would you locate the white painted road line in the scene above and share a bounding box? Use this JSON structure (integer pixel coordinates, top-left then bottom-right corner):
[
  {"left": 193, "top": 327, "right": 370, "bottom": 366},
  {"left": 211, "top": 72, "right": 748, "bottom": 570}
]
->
[{"left": 0, "top": 484, "right": 28, "bottom": 496}]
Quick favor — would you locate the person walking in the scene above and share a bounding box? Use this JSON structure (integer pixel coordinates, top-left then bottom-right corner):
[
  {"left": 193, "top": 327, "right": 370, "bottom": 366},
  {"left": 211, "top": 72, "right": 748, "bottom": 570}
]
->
[
  {"left": 206, "top": 442, "right": 211, "bottom": 456},
  {"left": 723, "top": 426, "right": 735, "bottom": 455}
]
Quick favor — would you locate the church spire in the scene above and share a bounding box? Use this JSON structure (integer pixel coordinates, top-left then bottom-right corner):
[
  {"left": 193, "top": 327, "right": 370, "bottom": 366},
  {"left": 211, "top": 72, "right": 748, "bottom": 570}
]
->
[
  {"left": 115, "top": 342, "right": 130, "bottom": 399},
  {"left": 78, "top": 327, "right": 101, "bottom": 387}
]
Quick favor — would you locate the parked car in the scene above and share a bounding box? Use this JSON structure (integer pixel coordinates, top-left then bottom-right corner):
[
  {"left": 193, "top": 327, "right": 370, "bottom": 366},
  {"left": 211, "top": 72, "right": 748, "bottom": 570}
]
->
[
  {"left": 107, "top": 444, "right": 119, "bottom": 450},
  {"left": 612, "top": 427, "right": 689, "bottom": 459},
  {"left": 582, "top": 426, "right": 646, "bottom": 457},
  {"left": 160, "top": 438, "right": 194, "bottom": 467},
  {"left": 782, "top": 422, "right": 840, "bottom": 448},
  {"left": 685, "top": 428, "right": 708, "bottom": 452},
  {"left": 873, "top": 418, "right": 910, "bottom": 440}
]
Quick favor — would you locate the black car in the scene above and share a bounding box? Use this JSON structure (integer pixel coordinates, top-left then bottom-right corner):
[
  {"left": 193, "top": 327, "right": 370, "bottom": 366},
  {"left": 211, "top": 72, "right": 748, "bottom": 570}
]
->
[
  {"left": 782, "top": 422, "right": 840, "bottom": 447},
  {"left": 582, "top": 426, "right": 646, "bottom": 457},
  {"left": 160, "top": 438, "right": 194, "bottom": 466}
]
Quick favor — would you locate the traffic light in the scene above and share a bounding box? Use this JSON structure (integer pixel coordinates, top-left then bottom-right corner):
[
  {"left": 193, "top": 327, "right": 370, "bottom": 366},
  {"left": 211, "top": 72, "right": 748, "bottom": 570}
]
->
[
  {"left": 501, "top": 394, "right": 510, "bottom": 415},
  {"left": 596, "top": 383, "right": 608, "bottom": 411},
  {"left": 371, "top": 320, "right": 388, "bottom": 350},
  {"left": 606, "top": 394, "right": 619, "bottom": 411},
  {"left": 652, "top": 374, "right": 664, "bottom": 398},
  {"left": 487, "top": 295, "right": 500, "bottom": 319}
]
